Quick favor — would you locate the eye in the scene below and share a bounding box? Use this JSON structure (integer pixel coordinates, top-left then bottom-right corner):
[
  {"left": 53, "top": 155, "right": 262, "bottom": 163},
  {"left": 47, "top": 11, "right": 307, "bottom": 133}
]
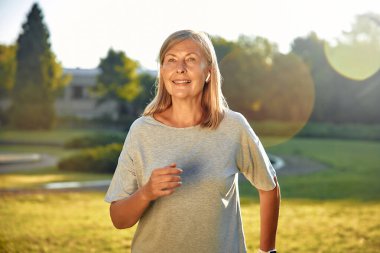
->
[
  {"left": 167, "top": 58, "right": 176, "bottom": 62},
  {"left": 187, "top": 57, "right": 196, "bottom": 62}
]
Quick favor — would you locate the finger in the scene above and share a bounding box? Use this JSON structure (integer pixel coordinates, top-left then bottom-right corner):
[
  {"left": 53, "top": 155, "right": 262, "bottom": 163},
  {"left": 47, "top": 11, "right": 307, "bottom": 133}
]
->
[
  {"left": 157, "top": 175, "right": 181, "bottom": 183},
  {"left": 153, "top": 167, "right": 183, "bottom": 176},
  {"left": 159, "top": 189, "right": 176, "bottom": 197},
  {"left": 159, "top": 181, "right": 182, "bottom": 190},
  {"left": 161, "top": 163, "right": 178, "bottom": 170},
  {"left": 151, "top": 175, "right": 181, "bottom": 184}
]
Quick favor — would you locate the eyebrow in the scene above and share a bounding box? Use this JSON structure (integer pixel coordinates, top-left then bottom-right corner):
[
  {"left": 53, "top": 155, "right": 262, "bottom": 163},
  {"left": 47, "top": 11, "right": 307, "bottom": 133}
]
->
[{"left": 164, "top": 52, "right": 199, "bottom": 58}]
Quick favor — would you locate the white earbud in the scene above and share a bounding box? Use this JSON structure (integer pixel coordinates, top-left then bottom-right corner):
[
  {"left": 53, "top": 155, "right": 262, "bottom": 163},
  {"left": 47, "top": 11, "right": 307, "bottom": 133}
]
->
[{"left": 205, "top": 73, "right": 211, "bottom": 83}]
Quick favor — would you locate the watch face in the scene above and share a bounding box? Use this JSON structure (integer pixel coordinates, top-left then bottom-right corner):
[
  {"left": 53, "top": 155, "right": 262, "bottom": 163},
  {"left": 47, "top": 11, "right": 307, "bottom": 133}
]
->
[{"left": 269, "top": 251, "right": 277, "bottom": 253}]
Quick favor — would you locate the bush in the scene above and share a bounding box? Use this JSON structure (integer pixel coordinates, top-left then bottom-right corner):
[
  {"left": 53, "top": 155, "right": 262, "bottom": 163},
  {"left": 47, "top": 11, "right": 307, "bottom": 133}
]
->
[
  {"left": 57, "top": 116, "right": 91, "bottom": 128},
  {"left": 0, "top": 107, "right": 9, "bottom": 127},
  {"left": 57, "top": 114, "right": 135, "bottom": 131},
  {"left": 9, "top": 102, "right": 56, "bottom": 130},
  {"left": 58, "top": 143, "right": 122, "bottom": 173},
  {"left": 64, "top": 133, "right": 125, "bottom": 149}
]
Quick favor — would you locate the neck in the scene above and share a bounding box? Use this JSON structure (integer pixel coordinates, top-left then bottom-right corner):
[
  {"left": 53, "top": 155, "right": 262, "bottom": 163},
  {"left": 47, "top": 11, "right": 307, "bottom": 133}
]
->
[{"left": 169, "top": 97, "right": 203, "bottom": 127}]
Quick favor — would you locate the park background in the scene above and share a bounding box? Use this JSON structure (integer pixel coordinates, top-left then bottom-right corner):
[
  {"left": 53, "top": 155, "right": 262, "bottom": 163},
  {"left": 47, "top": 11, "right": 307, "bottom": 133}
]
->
[{"left": 0, "top": 0, "right": 380, "bottom": 252}]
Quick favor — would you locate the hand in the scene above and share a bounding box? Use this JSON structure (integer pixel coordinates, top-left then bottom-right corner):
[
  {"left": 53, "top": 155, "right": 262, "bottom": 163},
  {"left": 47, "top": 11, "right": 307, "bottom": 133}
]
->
[{"left": 141, "top": 163, "right": 183, "bottom": 201}]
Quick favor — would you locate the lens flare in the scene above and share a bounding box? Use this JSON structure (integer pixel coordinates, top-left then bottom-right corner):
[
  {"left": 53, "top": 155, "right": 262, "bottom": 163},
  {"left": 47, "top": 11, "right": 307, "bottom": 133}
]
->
[
  {"left": 324, "top": 40, "right": 380, "bottom": 81},
  {"left": 221, "top": 52, "right": 315, "bottom": 148}
]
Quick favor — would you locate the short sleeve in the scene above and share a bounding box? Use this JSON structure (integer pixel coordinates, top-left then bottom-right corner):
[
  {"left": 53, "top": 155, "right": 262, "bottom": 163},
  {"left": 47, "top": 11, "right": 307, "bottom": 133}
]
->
[
  {"left": 104, "top": 128, "right": 138, "bottom": 203},
  {"left": 235, "top": 115, "right": 277, "bottom": 191}
]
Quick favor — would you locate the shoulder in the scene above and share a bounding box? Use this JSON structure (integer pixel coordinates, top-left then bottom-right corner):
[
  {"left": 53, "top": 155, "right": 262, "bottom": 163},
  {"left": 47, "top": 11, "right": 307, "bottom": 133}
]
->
[
  {"left": 128, "top": 115, "right": 153, "bottom": 134},
  {"left": 223, "top": 109, "right": 251, "bottom": 130},
  {"left": 122, "top": 116, "right": 153, "bottom": 147}
]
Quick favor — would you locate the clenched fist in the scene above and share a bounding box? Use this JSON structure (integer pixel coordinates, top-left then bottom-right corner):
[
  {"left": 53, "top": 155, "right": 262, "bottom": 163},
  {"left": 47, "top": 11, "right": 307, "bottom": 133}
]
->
[{"left": 141, "top": 163, "right": 183, "bottom": 201}]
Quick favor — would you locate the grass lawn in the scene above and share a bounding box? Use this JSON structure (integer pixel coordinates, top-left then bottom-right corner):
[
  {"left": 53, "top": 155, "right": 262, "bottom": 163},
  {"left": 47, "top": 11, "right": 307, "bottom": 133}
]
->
[
  {"left": 0, "top": 145, "right": 111, "bottom": 190},
  {"left": 0, "top": 167, "right": 111, "bottom": 189},
  {"left": 0, "top": 192, "right": 379, "bottom": 253},
  {"left": 0, "top": 128, "right": 123, "bottom": 145},
  {"left": 0, "top": 129, "right": 120, "bottom": 189},
  {"left": 1, "top": 130, "right": 380, "bottom": 252},
  {"left": 238, "top": 138, "right": 380, "bottom": 202},
  {"left": 0, "top": 145, "right": 77, "bottom": 159},
  {"left": 268, "top": 138, "right": 380, "bottom": 201}
]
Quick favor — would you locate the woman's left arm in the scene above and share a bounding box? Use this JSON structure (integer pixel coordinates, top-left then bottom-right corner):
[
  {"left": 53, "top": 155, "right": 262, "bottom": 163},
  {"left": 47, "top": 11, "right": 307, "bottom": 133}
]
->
[{"left": 258, "top": 176, "right": 281, "bottom": 252}]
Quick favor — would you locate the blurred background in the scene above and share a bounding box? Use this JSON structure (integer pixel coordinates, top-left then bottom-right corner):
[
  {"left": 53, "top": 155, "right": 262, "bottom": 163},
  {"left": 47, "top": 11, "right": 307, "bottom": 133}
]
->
[{"left": 0, "top": 0, "right": 379, "bottom": 252}]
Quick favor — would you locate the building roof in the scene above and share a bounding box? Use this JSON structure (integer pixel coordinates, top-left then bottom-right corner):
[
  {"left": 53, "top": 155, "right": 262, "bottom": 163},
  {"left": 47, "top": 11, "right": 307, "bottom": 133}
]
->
[{"left": 64, "top": 68, "right": 100, "bottom": 87}]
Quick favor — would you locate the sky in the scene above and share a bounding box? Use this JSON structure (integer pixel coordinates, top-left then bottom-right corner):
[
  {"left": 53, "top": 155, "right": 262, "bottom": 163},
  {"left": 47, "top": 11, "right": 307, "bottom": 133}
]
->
[{"left": 0, "top": 0, "right": 379, "bottom": 70}]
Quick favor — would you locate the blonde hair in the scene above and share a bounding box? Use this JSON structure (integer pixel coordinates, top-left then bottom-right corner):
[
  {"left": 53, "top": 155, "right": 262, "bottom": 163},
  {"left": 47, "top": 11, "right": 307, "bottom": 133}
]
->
[{"left": 142, "top": 30, "right": 229, "bottom": 129}]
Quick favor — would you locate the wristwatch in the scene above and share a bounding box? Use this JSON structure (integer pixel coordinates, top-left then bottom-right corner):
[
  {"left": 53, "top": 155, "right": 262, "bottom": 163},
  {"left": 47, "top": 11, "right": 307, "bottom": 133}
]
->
[{"left": 257, "top": 249, "right": 277, "bottom": 253}]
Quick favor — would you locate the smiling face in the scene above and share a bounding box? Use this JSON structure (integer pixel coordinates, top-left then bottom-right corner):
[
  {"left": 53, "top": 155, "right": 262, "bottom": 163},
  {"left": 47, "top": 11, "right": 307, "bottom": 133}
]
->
[{"left": 160, "top": 39, "right": 210, "bottom": 102}]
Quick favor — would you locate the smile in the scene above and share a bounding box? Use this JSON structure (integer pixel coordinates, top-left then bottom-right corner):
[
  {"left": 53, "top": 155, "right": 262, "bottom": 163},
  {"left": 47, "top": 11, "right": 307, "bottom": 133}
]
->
[{"left": 172, "top": 80, "right": 191, "bottom": 84}]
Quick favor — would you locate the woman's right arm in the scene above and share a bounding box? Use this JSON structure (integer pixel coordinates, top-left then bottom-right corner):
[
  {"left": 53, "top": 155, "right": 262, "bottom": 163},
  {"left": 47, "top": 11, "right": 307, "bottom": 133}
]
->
[{"left": 109, "top": 163, "right": 182, "bottom": 229}]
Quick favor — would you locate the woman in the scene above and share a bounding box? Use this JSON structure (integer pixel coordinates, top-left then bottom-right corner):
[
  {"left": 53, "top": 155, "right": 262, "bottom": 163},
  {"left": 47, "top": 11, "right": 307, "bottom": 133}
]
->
[{"left": 105, "top": 30, "right": 280, "bottom": 253}]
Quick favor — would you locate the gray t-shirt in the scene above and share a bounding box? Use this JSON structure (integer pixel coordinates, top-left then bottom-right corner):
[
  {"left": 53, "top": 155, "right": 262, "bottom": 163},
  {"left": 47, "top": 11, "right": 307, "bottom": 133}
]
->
[{"left": 104, "top": 109, "right": 276, "bottom": 253}]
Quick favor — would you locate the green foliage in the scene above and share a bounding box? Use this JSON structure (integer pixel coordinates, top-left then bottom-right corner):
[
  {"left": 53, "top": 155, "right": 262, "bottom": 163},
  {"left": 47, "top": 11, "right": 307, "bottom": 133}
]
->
[
  {"left": 58, "top": 143, "right": 122, "bottom": 173},
  {"left": 8, "top": 3, "right": 70, "bottom": 129},
  {"left": 220, "top": 36, "right": 271, "bottom": 118},
  {"left": 265, "top": 53, "right": 313, "bottom": 121},
  {"left": 220, "top": 35, "right": 312, "bottom": 124},
  {"left": 129, "top": 71, "right": 156, "bottom": 115},
  {"left": 9, "top": 98, "right": 56, "bottom": 130},
  {"left": 237, "top": 35, "right": 277, "bottom": 58},
  {"left": 0, "top": 44, "right": 16, "bottom": 98},
  {"left": 291, "top": 15, "right": 380, "bottom": 124},
  {"left": 64, "top": 133, "right": 125, "bottom": 149},
  {"left": 343, "top": 12, "right": 380, "bottom": 45},
  {"left": 0, "top": 128, "right": 118, "bottom": 145},
  {"left": 93, "top": 49, "right": 142, "bottom": 118},
  {"left": 214, "top": 14, "right": 380, "bottom": 125},
  {"left": 211, "top": 35, "right": 236, "bottom": 63},
  {"left": 0, "top": 107, "right": 8, "bottom": 127}
]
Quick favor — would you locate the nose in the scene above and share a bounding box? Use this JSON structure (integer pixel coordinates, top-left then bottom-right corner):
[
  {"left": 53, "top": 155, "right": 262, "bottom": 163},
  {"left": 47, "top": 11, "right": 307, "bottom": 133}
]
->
[{"left": 176, "top": 60, "right": 187, "bottom": 73}]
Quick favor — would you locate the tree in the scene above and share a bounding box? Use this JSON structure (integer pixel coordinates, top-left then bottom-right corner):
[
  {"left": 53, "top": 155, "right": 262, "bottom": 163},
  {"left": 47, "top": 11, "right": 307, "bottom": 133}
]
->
[
  {"left": 342, "top": 13, "right": 380, "bottom": 45},
  {"left": 8, "top": 3, "right": 69, "bottom": 129},
  {"left": 211, "top": 36, "right": 236, "bottom": 63},
  {"left": 0, "top": 44, "right": 16, "bottom": 99},
  {"left": 220, "top": 35, "right": 276, "bottom": 118},
  {"left": 219, "top": 35, "right": 314, "bottom": 142},
  {"left": 291, "top": 33, "right": 339, "bottom": 122},
  {"left": 132, "top": 71, "right": 156, "bottom": 115},
  {"left": 337, "top": 13, "right": 380, "bottom": 123},
  {"left": 292, "top": 15, "right": 380, "bottom": 124},
  {"left": 0, "top": 44, "right": 16, "bottom": 126},
  {"left": 93, "top": 48, "right": 142, "bottom": 120}
]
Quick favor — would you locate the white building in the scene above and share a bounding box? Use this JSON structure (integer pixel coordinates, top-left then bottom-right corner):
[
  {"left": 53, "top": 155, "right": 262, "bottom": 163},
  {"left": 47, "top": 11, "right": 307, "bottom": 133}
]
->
[
  {"left": 56, "top": 68, "right": 118, "bottom": 120},
  {"left": 0, "top": 68, "right": 118, "bottom": 121}
]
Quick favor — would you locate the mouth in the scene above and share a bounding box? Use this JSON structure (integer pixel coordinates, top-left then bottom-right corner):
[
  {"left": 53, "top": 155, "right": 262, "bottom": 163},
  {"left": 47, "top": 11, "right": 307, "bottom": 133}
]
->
[{"left": 172, "top": 79, "right": 192, "bottom": 85}]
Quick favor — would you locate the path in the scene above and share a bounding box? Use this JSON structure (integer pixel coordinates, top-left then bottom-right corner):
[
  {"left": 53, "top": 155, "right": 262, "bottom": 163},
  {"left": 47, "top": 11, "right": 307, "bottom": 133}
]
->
[
  {"left": 0, "top": 153, "right": 58, "bottom": 174},
  {"left": 275, "top": 155, "right": 328, "bottom": 176},
  {"left": 0, "top": 152, "right": 328, "bottom": 195}
]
